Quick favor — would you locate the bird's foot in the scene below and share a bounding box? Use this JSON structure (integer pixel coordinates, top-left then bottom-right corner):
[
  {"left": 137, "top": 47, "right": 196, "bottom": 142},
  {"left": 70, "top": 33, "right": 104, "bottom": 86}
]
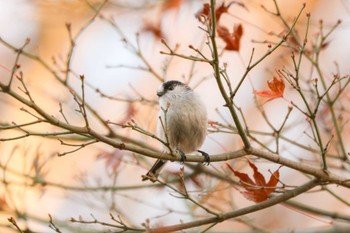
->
[
  {"left": 198, "top": 150, "right": 210, "bottom": 165},
  {"left": 176, "top": 149, "right": 187, "bottom": 164}
]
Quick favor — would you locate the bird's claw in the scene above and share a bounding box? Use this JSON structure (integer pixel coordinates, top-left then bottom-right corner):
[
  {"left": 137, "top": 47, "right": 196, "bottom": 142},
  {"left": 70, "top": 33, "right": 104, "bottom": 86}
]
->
[
  {"left": 198, "top": 150, "right": 210, "bottom": 165},
  {"left": 177, "top": 150, "right": 187, "bottom": 164}
]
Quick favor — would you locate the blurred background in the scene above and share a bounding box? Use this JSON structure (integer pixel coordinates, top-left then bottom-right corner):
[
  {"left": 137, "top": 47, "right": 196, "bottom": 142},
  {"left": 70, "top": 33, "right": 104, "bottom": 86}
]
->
[{"left": 1, "top": 0, "right": 350, "bottom": 232}]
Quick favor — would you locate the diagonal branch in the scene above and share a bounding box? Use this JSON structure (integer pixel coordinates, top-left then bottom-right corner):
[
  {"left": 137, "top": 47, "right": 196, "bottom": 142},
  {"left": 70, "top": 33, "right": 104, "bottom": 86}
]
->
[{"left": 149, "top": 179, "right": 320, "bottom": 233}]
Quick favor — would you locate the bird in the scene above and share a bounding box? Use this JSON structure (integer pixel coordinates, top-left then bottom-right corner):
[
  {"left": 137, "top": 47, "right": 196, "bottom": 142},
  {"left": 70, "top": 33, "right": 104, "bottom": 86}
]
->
[{"left": 142, "top": 80, "right": 209, "bottom": 182}]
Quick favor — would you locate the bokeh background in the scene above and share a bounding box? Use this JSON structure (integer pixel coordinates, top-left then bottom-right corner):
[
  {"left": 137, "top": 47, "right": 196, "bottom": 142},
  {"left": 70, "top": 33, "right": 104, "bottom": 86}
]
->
[{"left": 1, "top": 0, "right": 350, "bottom": 232}]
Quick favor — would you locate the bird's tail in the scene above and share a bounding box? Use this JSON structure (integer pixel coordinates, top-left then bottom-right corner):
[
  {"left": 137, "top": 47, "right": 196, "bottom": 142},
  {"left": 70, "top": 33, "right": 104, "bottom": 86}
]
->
[{"left": 142, "top": 159, "right": 166, "bottom": 182}]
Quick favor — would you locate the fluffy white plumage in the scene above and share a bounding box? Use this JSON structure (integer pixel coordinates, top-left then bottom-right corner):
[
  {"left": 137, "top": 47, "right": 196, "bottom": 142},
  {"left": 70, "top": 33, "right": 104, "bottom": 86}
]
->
[{"left": 142, "top": 80, "right": 208, "bottom": 182}]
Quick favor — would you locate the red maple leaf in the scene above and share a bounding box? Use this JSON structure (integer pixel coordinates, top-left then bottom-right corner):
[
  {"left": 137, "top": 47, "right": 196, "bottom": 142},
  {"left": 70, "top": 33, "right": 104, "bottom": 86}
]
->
[
  {"left": 217, "top": 23, "right": 243, "bottom": 51},
  {"left": 226, "top": 161, "right": 280, "bottom": 203},
  {"left": 215, "top": 1, "right": 235, "bottom": 23},
  {"left": 255, "top": 76, "right": 285, "bottom": 102},
  {"left": 195, "top": 1, "right": 246, "bottom": 24},
  {"left": 195, "top": 3, "right": 210, "bottom": 21},
  {"left": 215, "top": 2, "right": 230, "bottom": 23}
]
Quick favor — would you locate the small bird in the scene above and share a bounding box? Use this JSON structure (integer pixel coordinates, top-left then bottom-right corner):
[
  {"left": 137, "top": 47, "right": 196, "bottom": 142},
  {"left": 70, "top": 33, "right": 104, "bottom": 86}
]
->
[{"left": 142, "top": 80, "right": 209, "bottom": 182}]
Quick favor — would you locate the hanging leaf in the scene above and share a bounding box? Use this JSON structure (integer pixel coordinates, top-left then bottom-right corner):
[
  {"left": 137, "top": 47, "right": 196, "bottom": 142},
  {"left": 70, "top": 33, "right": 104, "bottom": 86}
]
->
[
  {"left": 255, "top": 76, "right": 285, "bottom": 102},
  {"left": 217, "top": 23, "right": 243, "bottom": 51},
  {"left": 226, "top": 161, "right": 281, "bottom": 203}
]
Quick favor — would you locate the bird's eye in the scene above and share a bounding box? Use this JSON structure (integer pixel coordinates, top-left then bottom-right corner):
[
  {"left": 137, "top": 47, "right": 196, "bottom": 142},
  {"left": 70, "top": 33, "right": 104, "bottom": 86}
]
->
[{"left": 168, "top": 86, "right": 175, "bottom": 91}]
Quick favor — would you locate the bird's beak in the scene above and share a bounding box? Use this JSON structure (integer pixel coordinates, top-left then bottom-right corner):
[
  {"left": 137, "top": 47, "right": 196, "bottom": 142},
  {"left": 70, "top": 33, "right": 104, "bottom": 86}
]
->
[{"left": 157, "top": 91, "right": 164, "bottom": 97}]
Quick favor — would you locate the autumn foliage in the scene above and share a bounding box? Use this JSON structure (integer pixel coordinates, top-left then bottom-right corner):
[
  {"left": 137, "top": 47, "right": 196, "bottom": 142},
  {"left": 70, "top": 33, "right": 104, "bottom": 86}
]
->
[
  {"left": 1, "top": 0, "right": 350, "bottom": 233},
  {"left": 217, "top": 23, "right": 243, "bottom": 51},
  {"left": 196, "top": 1, "right": 245, "bottom": 52},
  {"left": 227, "top": 161, "right": 280, "bottom": 203},
  {"left": 255, "top": 75, "right": 285, "bottom": 102}
]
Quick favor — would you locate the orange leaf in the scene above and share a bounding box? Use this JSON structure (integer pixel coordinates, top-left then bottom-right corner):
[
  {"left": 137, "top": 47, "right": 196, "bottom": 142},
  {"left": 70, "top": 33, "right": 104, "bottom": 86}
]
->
[
  {"left": 217, "top": 24, "right": 243, "bottom": 51},
  {"left": 195, "top": 3, "right": 210, "bottom": 21},
  {"left": 141, "top": 21, "right": 164, "bottom": 40},
  {"left": 215, "top": 2, "right": 231, "bottom": 23},
  {"left": 248, "top": 160, "right": 267, "bottom": 187},
  {"left": 241, "top": 190, "right": 268, "bottom": 203},
  {"left": 255, "top": 76, "right": 285, "bottom": 102},
  {"left": 195, "top": 1, "right": 246, "bottom": 24},
  {"left": 266, "top": 168, "right": 280, "bottom": 196},
  {"left": 216, "top": 1, "right": 246, "bottom": 23},
  {"left": 226, "top": 162, "right": 281, "bottom": 203},
  {"left": 162, "top": 0, "right": 183, "bottom": 12},
  {"left": 227, "top": 164, "right": 256, "bottom": 187}
]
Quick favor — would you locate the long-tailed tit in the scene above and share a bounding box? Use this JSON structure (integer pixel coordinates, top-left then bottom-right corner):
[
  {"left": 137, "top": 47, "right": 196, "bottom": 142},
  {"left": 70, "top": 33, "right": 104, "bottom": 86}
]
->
[{"left": 142, "top": 80, "right": 209, "bottom": 182}]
